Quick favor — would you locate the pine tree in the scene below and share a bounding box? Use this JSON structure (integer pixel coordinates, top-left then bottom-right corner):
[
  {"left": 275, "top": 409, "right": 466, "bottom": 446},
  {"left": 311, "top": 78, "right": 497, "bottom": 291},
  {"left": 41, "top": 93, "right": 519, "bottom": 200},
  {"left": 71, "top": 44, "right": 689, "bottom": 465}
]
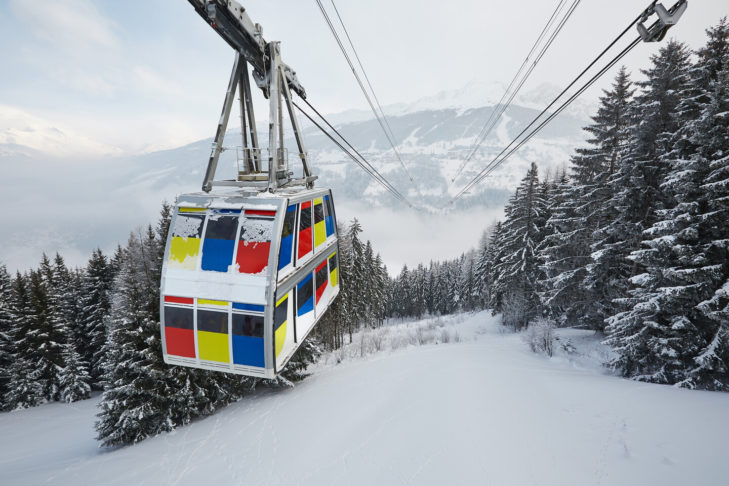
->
[
  {"left": 595, "top": 42, "right": 693, "bottom": 338},
  {"left": 59, "top": 345, "right": 91, "bottom": 402},
  {"left": 4, "top": 272, "right": 46, "bottom": 409},
  {"left": 0, "top": 264, "right": 14, "bottom": 409},
  {"left": 28, "top": 259, "right": 69, "bottom": 402},
  {"left": 96, "top": 236, "right": 179, "bottom": 446},
  {"left": 490, "top": 163, "right": 547, "bottom": 329},
  {"left": 80, "top": 249, "right": 113, "bottom": 387}
]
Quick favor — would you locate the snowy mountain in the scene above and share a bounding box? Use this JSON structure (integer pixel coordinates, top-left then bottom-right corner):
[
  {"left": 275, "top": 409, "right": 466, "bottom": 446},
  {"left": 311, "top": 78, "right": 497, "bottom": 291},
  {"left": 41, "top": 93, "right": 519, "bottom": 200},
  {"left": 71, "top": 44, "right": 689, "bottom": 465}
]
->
[
  {"left": 118, "top": 86, "right": 589, "bottom": 211},
  {"left": 2, "top": 312, "right": 728, "bottom": 485}
]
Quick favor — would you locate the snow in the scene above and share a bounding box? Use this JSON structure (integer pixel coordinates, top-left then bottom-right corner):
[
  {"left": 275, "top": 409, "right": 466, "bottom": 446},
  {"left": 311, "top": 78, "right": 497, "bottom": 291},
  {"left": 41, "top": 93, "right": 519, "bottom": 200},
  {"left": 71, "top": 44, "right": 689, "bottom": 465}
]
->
[
  {"left": 171, "top": 214, "right": 204, "bottom": 238},
  {"left": 2, "top": 311, "right": 729, "bottom": 485}
]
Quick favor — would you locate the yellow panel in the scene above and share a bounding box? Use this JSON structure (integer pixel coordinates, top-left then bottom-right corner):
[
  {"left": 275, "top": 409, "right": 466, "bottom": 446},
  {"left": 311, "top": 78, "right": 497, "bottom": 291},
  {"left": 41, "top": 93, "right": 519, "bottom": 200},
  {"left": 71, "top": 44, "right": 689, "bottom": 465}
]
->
[
  {"left": 315, "top": 221, "right": 326, "bottom": 247},
  {"left": 198, "top": 299, "right": 227, "bottom": 307},
  {"left": 197, "top": 331, "right": 229, "bottom": 363},
  {"left": 314, "top": 197, "right": 323, "bottom": 205},
  {"left": 179, "top": 207, "right": 207, "bottom": 213},
  {"left": 276, "top": 294, "right": 288, "bottom": 307},
  {"left": 329, "top": 251, "right": 337, "bottom": 259},
  {"left": 330, "top": 268, "right": 338, "bottom": 287},
  {"left": 168, "top": 237, "right": 201, "bottom": 270},
  {"left": 275, "top": 321, "right": 287, "bottom": 357}
]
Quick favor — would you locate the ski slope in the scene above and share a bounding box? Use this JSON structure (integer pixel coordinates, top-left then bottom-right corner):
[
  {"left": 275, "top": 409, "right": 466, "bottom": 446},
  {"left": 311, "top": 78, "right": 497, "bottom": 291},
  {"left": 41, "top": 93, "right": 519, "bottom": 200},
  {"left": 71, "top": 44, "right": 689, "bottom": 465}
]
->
[{"left": 1, "top": 312, "right": 728, "bottom": 485}]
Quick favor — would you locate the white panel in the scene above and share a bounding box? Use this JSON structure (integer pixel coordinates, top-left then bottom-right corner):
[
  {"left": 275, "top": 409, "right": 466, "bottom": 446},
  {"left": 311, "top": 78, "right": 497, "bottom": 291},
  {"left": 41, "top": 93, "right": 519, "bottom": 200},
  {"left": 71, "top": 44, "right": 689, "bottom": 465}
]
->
[{"left": 163, "top": 269, "right": 267, "bottom": 304}]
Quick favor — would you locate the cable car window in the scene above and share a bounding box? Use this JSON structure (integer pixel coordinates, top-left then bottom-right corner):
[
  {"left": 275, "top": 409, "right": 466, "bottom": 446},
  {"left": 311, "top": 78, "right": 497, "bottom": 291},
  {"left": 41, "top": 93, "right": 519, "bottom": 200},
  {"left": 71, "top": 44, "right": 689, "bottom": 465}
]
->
[
  {"left": 164, "top": 305, "right": 195, "bottom": 358},
  {"left": 316, "top": 264, "right": 328, "bottom": 290},
  {"left": 324, "top": 195, "right": 335, "bottom": 237},
  {"left": 297, "top": 274, "right": 314, "bottom": 315},
  {"left": 201, "top": 214, "right": 239, "bottom": 272},
  {"left": 232, "top": 314, "right": 264, "bottom": 338},
  {"left": 314, "top": 201, "right": 324, "bottom": 224},
  {"left": 237, "top": 217, "right": 273, "bottom": 274},
  {"left": 329, "top": 251, "right": 339, "bottom": 287},
  {"left": 169, "top": 213, "right": 205, "bottom": 269},
  {"left": 282, "top": 206, "right": 296, "bottom": 238},
  {"left": 275, "top": 296, "right": 288, "bottom": 330},
  {"left": 197, "top": 309, "right": 228, "bottom": 334},
  {"left": 300, "top": 202, "right": 312, "bottom": 230},
  {"left": 172, "top": 213, "right": 205, "bottom": 238},
  {"left": 298, "top": 202, "right": 313, "bottom": 259},
  {"left": 315, "top": 262, "right": 328, "bottom": 303},
  {"left": 165, "top": 306, "right": 193, "bottom": 330},
  {"left": 278, "top": 205, "right": 296, "bottom": 270}
]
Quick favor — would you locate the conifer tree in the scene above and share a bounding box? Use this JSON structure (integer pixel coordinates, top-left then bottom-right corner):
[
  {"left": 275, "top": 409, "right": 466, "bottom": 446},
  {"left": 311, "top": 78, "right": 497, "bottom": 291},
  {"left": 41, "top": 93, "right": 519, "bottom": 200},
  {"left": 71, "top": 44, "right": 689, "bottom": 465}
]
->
[
  {"left": 490, "top": 163, "right": 547, "bottom": 329},
  {"left": 59, "top": 345, "right": 91, "bottom": 402},
  {"left": 0, "top": 264, "right": 14, "bottom": 409},
  {"left": 594, "top": 42, "right": 692, "bottom": 334},
  {"left": 4, "top": 272, "right": 46, "bottom": 409},
  {"left": 27, "top": 261, "right": 69, "bottom": 401},
  {"left": 80, "top": 248, "right": 113, "bottom": 387}
]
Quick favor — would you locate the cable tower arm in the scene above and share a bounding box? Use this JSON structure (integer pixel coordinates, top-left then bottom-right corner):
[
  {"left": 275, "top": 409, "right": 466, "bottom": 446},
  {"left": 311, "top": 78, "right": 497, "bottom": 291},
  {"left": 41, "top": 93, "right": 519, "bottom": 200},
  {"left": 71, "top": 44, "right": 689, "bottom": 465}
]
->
[{"left": 187, "top": 0, "right": 307, "bottom": 99}]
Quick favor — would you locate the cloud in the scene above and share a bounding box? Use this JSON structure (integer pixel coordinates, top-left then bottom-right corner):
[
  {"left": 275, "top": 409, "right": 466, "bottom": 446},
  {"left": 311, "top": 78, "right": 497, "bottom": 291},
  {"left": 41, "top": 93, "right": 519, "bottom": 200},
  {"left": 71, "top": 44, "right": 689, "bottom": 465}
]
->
[
  {"left": 0, "top": 105, "right": 122, "bottom": 158},
  {"left": 132, "top": 65, "right": 185, "bottom": 98},
  {"left": 9, "top": 0, "right": 119, "bottom": 53}
]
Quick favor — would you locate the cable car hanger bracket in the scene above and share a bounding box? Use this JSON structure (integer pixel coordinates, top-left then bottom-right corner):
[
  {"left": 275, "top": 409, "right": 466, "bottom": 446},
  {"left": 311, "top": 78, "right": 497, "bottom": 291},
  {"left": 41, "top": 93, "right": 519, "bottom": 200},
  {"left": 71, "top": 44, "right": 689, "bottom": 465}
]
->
[{"left": 187, "top": 0, "right": 316, "bottom": 193}]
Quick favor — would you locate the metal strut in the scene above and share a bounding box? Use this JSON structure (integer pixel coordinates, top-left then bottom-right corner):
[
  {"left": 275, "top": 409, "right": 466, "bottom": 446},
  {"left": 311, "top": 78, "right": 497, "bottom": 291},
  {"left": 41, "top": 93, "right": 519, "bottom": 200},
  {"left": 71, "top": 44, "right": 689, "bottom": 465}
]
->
[{"left": 191, "top": 0, "right": 315, "bottom": 193}]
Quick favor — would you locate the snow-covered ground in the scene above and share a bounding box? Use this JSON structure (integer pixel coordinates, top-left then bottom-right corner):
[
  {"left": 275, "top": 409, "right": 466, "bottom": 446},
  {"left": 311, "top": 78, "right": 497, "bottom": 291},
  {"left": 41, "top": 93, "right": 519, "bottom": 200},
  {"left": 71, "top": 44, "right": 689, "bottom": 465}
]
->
[{"left": 2, "top": 312, "right": 728, "bottom": 485}]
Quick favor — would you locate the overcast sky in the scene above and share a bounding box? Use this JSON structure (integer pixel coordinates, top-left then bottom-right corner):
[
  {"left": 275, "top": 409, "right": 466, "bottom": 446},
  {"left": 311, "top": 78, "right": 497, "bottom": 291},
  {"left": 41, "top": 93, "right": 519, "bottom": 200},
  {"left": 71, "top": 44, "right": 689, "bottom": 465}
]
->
[{"left": 1, "top": 0, "right": 727, "bottom": 157}]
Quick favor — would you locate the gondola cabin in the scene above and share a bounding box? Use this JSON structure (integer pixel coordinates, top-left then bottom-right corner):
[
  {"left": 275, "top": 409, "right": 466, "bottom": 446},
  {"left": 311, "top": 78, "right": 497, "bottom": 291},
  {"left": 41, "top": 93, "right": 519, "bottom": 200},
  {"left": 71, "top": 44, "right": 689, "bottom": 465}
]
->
[{"left": 160, "top": 187, "right": 339, "bottom": 378}]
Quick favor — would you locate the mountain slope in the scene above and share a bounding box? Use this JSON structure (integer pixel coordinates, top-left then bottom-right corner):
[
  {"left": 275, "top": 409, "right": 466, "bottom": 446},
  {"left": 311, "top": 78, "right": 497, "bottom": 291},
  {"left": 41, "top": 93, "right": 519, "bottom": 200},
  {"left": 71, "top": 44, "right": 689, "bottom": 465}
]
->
[{"left": 2, "top": 312, "right": 728, "bottom": 486}]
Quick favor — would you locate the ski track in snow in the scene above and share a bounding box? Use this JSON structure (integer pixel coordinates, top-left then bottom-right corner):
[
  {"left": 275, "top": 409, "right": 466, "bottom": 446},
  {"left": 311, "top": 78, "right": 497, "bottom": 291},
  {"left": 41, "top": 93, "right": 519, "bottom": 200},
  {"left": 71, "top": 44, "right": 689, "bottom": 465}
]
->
[{"left": 1, "top": 311, "right": 729, "bottom": 486}]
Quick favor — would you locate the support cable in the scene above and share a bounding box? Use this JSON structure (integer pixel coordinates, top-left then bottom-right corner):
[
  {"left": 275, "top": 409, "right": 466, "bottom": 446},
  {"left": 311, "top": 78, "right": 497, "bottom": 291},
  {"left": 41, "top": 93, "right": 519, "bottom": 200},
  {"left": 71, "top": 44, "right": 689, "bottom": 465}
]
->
[
  {"left": 451, "top": 0, "right": 581, "bottom": 183},
  {"left": 314, "top": 0, "right": 417, "bottom": 185},
  {"left": 450, "top": 5, "right": 655, "bottom": 203},
  {"left": 293, "top": 100, "right": 414, "bottom": 207},
  {"left": 454, "top": 36, "right": 642, "bottom": 201}
]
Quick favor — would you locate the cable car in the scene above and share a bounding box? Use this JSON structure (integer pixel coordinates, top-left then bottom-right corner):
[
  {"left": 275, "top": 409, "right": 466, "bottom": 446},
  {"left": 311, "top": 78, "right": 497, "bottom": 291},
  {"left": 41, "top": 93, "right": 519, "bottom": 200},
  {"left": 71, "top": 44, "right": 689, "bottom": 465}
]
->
[
  {"left": 161, "top": 188, "right": 339, "bottom": 378},
  {"left": 162, "top": 0, "right": 340, "bottom": 378}
]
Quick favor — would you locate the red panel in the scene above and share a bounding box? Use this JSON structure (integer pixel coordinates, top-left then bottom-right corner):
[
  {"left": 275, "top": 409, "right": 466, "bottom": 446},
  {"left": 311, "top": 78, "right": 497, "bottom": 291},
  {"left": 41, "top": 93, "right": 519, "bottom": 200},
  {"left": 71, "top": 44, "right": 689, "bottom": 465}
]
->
[
  {"left": 301, "top": 201, "right": 312, "bottom": 209},
  {"left": 237, "top": 241, "right": 271, "bottom": 274},
  {"left": 164, "top": 296, "right": 194, "bottom": 305},
  {"left": 316, "top": 261, "right": 327, "bottom": 273},
  {"left": 316, "top": 280, "right": 327, "bottom": 303},
  {"left": 245, "top": 209, "right": 276, "bottom": 217},
  {"left": 298, "top": 228, "right": 312, "bottom": 259},
  {"left": 165, "top": 327, "right": 195, "bottom": 358}
]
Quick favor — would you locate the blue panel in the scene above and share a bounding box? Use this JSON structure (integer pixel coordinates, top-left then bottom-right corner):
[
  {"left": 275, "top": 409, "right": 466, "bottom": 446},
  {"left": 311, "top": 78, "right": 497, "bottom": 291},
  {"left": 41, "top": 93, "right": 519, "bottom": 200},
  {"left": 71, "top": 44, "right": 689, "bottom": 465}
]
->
[
  {"left": 201, "top": 238, "right": 235, "bottom": 272},
  {"left": 297, "top": 273, "right": 314, "bottom": 316},
  {"left": 217, "top": 209, "right": 241, "bottom": 214},
  {"left": 324, "top": 195, "right": 334, "bottom": 237},
  {"left": 298, "top": 297, "right": 314, "bottom": 316},
  {"left": 233, "top": 302, "right": 265, "bottom": 313},
  {"left": 279, "top": 234, "right": 293, "bottom": 269},
  {"left": 232, "top": 335, "right": 265, "bottom": 367}
]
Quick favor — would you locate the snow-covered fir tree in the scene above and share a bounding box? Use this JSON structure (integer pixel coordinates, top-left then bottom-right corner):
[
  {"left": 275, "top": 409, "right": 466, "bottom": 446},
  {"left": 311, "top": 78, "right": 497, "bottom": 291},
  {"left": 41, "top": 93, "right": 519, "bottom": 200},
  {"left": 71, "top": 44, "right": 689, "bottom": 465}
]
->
[
  {"left": 79, "top": 248, "right": 114, "bottom": 388},
  {"left": 4, "top": 272, "right": 46, "bottom": 409},
  {"left": 59, "top": 345, "right": 91, "bottom": 403},
  {"left": 539, "top": 68, "right": 635, "bottom": 329},
  {"left": 0, "top": 264, "right": 14, "bottom": 409},
  {"left": 591, "top": 41, "right": 693, "bottom": 338},
  {"left": 489, "top": 163, "right": 548, "bottom": 329}
]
